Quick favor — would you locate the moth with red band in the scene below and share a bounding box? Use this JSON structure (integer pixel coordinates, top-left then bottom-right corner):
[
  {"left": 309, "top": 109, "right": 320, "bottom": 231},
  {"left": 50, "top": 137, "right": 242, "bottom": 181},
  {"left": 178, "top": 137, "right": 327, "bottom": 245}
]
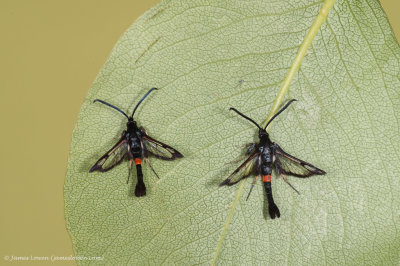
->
[
  {"left": 220, "top": 99, "right": 326, "bottom": 219},
  {"left": 89, "top": 88, "right": 183, "bottom": 197}
]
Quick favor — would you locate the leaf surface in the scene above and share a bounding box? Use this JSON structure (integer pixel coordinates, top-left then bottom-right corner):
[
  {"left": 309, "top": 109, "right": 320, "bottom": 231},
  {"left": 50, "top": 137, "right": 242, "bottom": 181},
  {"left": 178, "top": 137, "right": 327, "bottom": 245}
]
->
[{"left": 65, "top": 0, "right": 400, "bottom": 264}]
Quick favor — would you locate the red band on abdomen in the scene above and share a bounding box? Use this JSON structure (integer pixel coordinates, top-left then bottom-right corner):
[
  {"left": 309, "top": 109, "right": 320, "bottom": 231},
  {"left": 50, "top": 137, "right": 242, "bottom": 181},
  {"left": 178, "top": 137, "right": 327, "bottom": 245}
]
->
[
  {"left": 134, "top": 158, "right": 142, "bottom": 165},
  {"left": 262, "top": 175, "right": 271, "bottom": 182}
]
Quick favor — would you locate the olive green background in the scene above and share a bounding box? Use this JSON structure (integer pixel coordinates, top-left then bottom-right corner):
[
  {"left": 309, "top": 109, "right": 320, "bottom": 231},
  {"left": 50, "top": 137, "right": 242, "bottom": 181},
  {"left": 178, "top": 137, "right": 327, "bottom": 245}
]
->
[{"left": 0, "top": 1, "right": 398, "bottom": 265}]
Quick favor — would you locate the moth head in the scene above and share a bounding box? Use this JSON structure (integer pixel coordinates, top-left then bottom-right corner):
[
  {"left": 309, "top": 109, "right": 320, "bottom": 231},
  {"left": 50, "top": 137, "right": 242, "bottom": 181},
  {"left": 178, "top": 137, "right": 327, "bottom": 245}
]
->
[
  {"left": 258, "top": 128, "right": 269, "bottom": 139},
  {"left": 127, "top": 117, "right": 137, "bottom": 128}
]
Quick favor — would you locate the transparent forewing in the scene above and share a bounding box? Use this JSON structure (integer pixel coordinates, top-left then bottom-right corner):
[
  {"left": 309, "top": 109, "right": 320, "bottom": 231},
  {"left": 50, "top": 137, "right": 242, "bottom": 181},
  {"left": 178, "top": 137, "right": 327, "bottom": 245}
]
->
[
  {"left": 273, "top": 143, "right": 326, "bottom": 178},
  {"left": 89, "top": 136, "right": 128, "bottom": 172},
  {"left": 141, "top": 134, "right": 183, "bottom": 161},
  {"left": 220, "top": 152, "right": 259, "bottom": 186}
]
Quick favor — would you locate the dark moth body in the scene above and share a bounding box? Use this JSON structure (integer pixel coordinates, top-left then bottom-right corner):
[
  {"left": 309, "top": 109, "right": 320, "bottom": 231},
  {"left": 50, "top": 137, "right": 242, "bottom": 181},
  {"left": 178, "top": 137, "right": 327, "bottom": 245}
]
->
[
  {"left": 257, "top": 130, "right": 280, "bottom": 219},
  {"left": 89, "top": 88, "right": 183, "bottom": 197},
  {"left": 220, "top": 100, "right": 326, "bottom": 219}
]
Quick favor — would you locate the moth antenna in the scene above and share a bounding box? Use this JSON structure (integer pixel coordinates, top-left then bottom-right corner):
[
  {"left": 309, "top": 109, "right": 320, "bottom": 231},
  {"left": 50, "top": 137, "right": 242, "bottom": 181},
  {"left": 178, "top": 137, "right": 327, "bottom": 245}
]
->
[
  {"left": 93, "top": 99, "right": 129, "bottom": 119},
  {"left": 230, "top": 108, "right": 262, "bottom": 130},
  {"left": 131, "top": 87, "right": 158, "bottom": 117},
  {"left": 264, "top": 99, "right": 297, "bottom": 130}
]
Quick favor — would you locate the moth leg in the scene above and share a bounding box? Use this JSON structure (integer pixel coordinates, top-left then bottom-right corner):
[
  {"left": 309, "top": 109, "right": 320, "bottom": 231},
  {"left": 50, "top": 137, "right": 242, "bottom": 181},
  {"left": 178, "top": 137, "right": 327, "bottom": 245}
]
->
[
  {"left": 125, "top": 143, "right": 134, "bottom": 184},
  {"left": 281, "top": 174, "right": 300, "bottom": 195},
  {"left": 144, "top": 157, "right": 160, "bottom": 179},
  {"left": 140, "top": 138, "right": 160, "bottom": 179},
  {"left": 127, "top": 159, "right": 133, "bottom": 184},
  {"left": 246, "top": 175, "right": 260, "bottom": 200},
  {"left": 245, "top": 143, "right": 256, "bottom": 155},
  {"left": 273, "top": 155, "right": 300, "bottom": 195}
]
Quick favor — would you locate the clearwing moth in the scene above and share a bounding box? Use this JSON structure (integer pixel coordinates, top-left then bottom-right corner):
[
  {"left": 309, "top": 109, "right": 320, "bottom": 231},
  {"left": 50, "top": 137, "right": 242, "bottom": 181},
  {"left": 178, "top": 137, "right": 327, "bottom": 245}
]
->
[
  {"left": 89, "top": 88, "right": 183, "bottom": 197},
  {"left": 220, "top": 99, "right": 326, "bottom": 219}
]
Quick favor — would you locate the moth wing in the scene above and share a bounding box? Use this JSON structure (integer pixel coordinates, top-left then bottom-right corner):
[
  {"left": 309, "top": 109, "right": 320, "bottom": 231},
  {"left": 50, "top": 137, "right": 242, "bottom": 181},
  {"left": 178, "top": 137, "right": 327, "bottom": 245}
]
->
[
  {"left": 273, "top": 143, "right": 326, "bottom": 177},
  {"left": 89, "top": 135, "right": 128, "bottom": 172},
  {"left": 220, "top": 152, "right": 259, "bottom": 186},
  {"left": 140, "top": 129, "right": 183, "bottom": 161}
]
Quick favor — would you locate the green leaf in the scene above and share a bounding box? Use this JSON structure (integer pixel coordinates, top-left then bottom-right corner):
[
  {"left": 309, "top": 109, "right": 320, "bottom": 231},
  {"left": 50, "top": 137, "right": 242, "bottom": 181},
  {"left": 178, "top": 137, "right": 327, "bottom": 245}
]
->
[{"left": 65, "top": 0, "right": 400, "bottom": 264}]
